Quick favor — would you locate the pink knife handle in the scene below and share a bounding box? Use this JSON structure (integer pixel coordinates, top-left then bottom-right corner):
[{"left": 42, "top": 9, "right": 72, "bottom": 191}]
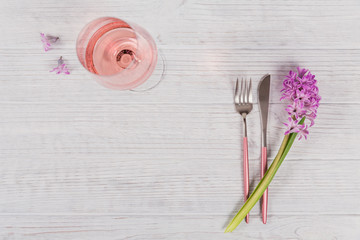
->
[
  {"left": 261, "top": 146, "right": 268, "bottom": 224},
  {"left": 243, "top": 137, "right": 249, "bottom": 223}
]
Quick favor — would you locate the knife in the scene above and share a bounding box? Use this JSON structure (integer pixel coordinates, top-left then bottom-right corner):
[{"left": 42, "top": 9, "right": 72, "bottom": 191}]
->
[{"left": 258, "top": 74, "right": 270, "bottom": 224}]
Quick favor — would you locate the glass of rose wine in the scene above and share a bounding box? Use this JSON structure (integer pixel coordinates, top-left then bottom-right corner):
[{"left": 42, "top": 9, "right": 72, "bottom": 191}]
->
[{"left": 76, "top": 17, "right": 163, "bottom": 90}]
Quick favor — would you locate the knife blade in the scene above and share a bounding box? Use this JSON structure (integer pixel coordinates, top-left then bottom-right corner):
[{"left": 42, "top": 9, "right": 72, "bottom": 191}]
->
[
  {"left": 258, "top": 74, "right": 270, "bottom": 224},
  {"left": 258, "top": 74, "right": 270, "bottom": 142}
]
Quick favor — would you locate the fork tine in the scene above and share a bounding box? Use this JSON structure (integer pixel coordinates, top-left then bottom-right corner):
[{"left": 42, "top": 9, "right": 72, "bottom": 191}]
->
[
  {"left": 248, "top": 78, "right": 252, "bottom": 103},
  {"left": 240, "top": 78, "right": 244, "bottom": 104},
  {"left": 234, "top": 78, "right": 240, "bottom": 103},
  {"left": 243, "top": 78, "right": 247, "bottom": 103}
]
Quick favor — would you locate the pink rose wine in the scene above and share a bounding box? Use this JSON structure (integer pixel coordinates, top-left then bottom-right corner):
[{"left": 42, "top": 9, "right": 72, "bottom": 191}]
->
[{"left": 76, "top": 17, "right": 158, "bottom": 90}]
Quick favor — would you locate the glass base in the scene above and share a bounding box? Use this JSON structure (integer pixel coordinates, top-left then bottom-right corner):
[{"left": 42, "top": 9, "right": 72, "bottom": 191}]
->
[{"left": 130, "top": 51, "right": 166, "bottom": 92}]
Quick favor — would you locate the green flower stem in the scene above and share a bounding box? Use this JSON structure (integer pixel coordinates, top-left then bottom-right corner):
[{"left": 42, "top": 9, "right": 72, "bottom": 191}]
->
[{"left": 225, "top": 117, "right": 305, "bottom": 233}]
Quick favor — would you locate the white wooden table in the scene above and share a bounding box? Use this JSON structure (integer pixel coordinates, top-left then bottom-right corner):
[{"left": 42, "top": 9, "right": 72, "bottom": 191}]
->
[{"left": 1, "top": 0, "right": 360, "bottom": 239}]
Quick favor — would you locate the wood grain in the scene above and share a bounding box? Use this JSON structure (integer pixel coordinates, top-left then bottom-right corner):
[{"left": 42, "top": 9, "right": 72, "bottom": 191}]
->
[
  {"left": 0, "top": 0, "right": 360, "bottom": 239},
  {"left": 1, "top": 215, "right": 359, "bottom": 240}
]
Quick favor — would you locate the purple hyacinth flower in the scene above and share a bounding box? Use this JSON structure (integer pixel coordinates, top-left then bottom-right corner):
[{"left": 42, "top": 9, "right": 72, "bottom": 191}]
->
[
  {"left": 294, "top": 89, "right": 310, "bottom": 105},
  {"left": 40, "top": 33, "right": 59, "bottom": 52},
  {"left": 281, "top": 67, "right": 321, "bottom": 140},
  {"left": 285, "top": 102, "right": 307, "bottom": 119},
  {"left": 306, "top": 112, "right": 317, "bottom": 127},
  {"left": 284, "top": 117, "right": 301, "bottom": 135},
  {"left": 297, "top": 124, "right": 309, "bottom": 140},
  {"left": 297, "top": 67, "right": 308, "bottom": 78},
  {"left": 50, "top": 56, "right": 70, "bottom": 75}
]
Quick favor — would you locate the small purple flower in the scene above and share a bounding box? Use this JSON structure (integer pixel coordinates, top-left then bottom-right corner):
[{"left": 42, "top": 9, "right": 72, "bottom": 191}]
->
[
  {"left": 297, "top": 67, "right": 308, "bottom": 78},
  {"left": 50, "top": 56, "right": 70, "bottom": 75},
  {"left": 303, "top": 98, "right": 318, "bottom": 114},
  {"left": 294, "top": 89, "right": 310, "bottom": 105},
  {"left": 297, "top": 124, "right": 309, "bottom": 140},
  {"left": 281, "top": 67, "right": 320, "bottom": 140},
  {"left": 40, "top": 33, "right": 59, "bottom": 52},
  {"left": 285, "top": 102, "right": 306, "bottom": 119},
  {"left": 284, "top": 117, "right": 301, "bottom": 135},
  {"left": 305, "top": 112, "right": 317, "bottom": 127}
]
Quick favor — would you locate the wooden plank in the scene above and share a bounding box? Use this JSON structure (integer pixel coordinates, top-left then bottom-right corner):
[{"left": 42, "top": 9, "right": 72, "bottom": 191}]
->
[
  {"left": 0, "top": 103, "right": 358, "bottom": 160},
  {"left": 0, "top": 146, "right": 359, "bottom": 214},
  {"left": 0, "top": 0, "right": 359, "bottom": 50},
  {"left": 0, "top": 215, "right": 359, "bottom": 240},
  {"left": 0, "top": 48, "right": 359, "bottom": 104}
]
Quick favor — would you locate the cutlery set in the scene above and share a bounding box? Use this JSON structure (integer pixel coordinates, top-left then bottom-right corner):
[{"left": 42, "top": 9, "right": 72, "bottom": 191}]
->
[{"left": 234, "top": 74, "right": 271, "bottom": 224}]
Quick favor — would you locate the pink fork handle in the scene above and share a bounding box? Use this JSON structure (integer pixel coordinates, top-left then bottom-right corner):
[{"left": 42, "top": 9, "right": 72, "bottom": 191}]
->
[
  {"left": 243, "top": 137, "right": 249, "bottom": 223},
  {"left": 261, "top": 147, "right": 268, "bottom": 224}
]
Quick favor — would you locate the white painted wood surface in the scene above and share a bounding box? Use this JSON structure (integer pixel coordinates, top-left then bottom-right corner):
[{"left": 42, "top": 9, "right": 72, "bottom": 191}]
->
[{"left": 1, "top": 0, "right": 360, "bottom": 239}]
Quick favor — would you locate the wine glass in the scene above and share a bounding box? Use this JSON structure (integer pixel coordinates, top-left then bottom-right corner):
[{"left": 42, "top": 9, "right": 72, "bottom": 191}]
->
[{"left": 76, "top": 17, "right": 163, "bottom": 90}]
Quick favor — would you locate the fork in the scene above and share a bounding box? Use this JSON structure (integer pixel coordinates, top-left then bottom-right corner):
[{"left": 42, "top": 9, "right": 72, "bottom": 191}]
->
[{"left": 234, "top": 78, "right": 253, "bottom": 224}]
